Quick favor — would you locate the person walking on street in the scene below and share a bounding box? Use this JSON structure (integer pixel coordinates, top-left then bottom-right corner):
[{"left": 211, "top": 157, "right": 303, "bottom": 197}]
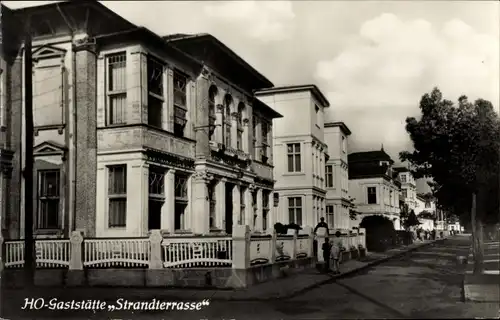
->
[
  {"left": 331, "top": 236, "right": 341, "bottom": 274},
  {"left": 322, "top": 237, "right": 332, "bottom": 273}
]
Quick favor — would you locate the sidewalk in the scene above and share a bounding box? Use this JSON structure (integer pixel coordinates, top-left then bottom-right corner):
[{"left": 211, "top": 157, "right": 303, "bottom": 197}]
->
[{"left": 464, "top": 238, "right": 500, "bottom": 302}]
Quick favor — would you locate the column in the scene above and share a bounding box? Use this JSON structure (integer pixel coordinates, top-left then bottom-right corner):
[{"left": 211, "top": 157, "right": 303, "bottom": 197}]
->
[
  {"left": 128, "top": 162, "right": 149, "bottom": 237},
  {"left": 186, "top": 175, "right": 193, "bottom": 231},
  {"left": 192, "top": 171, "right": 212, "bottom": 234},
  {"left": 215, "top": 105, "right": 224, "bottom": 144},
  {"left": 216, "top": 178, "right": 226, "bottom": 230},
  {"left": 255, "top": 188, "right": 263, "bottom": 232},
  {"left": 231, "top": 112, "right": 238, "bottom": 150},
  {"left": 161, "top": 169, "right": 175, "bottom": 233},
  {"left": 245, "top": 186, "right": 254, "bottom": 229},
  {"left": 311, "top": 146, "right": 315, "bottom": 187},
  {"left": 232, "top": 184, "right": 240, "bottom": 227},
  {"left": 242, "top": 117, "right": 250, "bottom": 154},
  {"left": 268, "top": 191, "right": 275, "bottom": 232}
]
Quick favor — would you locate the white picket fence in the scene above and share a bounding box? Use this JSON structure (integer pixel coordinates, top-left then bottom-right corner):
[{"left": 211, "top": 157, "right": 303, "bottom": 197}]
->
[
  {"left": 249, "top": 233, "right": 312, "bottom": 266},
  {"left": 4, "top": 239, "right": 71, "bottom": 268},
  {"left": 161, "top": 236, "right": 232, "bottom": 268}
]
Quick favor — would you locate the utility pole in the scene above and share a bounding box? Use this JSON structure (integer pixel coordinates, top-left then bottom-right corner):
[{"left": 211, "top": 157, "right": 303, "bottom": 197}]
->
[{"left": 23, "top": 20, "right": 35, "bottom": 287}]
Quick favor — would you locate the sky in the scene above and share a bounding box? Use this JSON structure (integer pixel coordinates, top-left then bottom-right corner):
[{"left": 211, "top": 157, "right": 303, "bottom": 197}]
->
[{"left": 4, "top": 1, "right": 500, "bottom": 167}]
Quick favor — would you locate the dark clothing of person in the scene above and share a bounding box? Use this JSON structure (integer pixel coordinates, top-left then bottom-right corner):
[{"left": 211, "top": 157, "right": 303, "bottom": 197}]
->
[{"left": 315, "top": 222, "right": 329, "bottom": 234}]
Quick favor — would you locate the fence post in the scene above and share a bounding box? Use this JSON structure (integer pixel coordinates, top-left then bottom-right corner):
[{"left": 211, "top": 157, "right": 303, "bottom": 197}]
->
[
  {"left": 149, "top": 230, "right": 163, "bottom": 269},
  {"left": 270, "top": 230, "right": 277, "bottom": 263},
  {"left": 359, "top": 228, "right": 366, "bottom": 251},
  {"left": 232, "top": 225, "right": 250, "bottom": 269},
  {"left": 292, "top": 232, "right": 298, "bottom": 260},
  {"left": 69, "top": 231, "right": 84, "bottom": 270},
  {"left": 302, "top": 226, "right": 314, "bottom": 258}
]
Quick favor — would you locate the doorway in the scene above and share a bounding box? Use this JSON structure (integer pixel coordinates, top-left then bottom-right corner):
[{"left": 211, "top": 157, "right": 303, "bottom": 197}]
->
[{"left": 225, "top": 183, "right": 234, "bottom": 234}]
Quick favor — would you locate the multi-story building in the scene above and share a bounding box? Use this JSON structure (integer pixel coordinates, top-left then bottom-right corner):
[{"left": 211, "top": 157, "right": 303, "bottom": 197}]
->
[
  {"left": 394, "top": 166, "right": 417, "bottom": 211},
  {"left": 3, "top": 2, "right": 281, "bottom": 239},
  {"left": 323, "top": 122, "right": 352, "bottom": 231},
  {"left": 0, "top": 4, "right": 22, "bottom": 239},
  {"left": 348, "top": 149, "right": 402, "bottom": 229},
  {"left": 254, "top": 85, "right": 329, "bottom": 229}
]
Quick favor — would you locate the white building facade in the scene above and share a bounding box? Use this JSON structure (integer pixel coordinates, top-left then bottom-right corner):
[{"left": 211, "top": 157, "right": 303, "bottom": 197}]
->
[
  {"left": 255, "top": 85, "right": 330, "bottom": 229},
  {"left": 348, "top": 150, "right": 402, "bottom": 230},
  {"left": 395, "top": 167, "right": 417, "bottom": 211},
  {"left": 324, "top": 122, "right": 352, "bottom": 232}
]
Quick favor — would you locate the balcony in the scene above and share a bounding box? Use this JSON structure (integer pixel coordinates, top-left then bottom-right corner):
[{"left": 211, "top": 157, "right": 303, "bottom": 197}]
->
[
  {"left": 97, "top": 124, "right": 195, "bottom": 158},
  {"left": 251, "top": 161, "right": 273, "bottom": 181}
]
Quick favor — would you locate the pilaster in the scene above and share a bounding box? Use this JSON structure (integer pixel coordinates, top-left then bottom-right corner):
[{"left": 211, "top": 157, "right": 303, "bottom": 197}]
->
[
  {"left": 256, "top": 188, "right": 263, "bottom": 232},
  {"left": 192, "top": 171, "right": 213, "bottom": 234},
  {"left": 242, "top": 117, "right": 250, "bottom": 154},
  {"left": 215, "top": 105, "right": 224, "bottom": 145},
  {"left": 128, "top": 161, "right": 149, "bottom": 237},
  {"left": 166, "top": 68, "right": 174, "bottom": 132},
  {"left": 245, "top": 185, "right": 254, "bottom": 229},
  {"left": 162, "top": 169, "right": 176, "bottom": 233},
  {"left": 232, "top": 184, "right": 241, "bottom": 228},
  {"left": 216, "top": 178, "right": 226, "bottom": 230},
  {"left": 231, "top": 112, "right": 238, "bottom": 150},
  {"left": 128, "top": 49, "right": 143, "bottom": 124}
]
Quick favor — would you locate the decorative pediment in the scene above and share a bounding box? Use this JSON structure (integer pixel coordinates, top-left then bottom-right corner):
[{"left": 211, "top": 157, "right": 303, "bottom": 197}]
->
[
  {"left": 32, "top": 45, "right": 67, "bottom": 62},
  {"left": 34, "top": 141, "right": 67, "bottom": 155}
]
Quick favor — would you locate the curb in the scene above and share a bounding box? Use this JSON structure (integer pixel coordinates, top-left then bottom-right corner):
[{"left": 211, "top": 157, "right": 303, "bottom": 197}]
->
[{"left": 220, "top": 239, "right": 444, "bottom": 301}]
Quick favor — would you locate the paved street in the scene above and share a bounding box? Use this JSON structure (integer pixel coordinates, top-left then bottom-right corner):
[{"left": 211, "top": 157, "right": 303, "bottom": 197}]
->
[{"left": 1, "top": 237, "right": 499, "bottom": 320}]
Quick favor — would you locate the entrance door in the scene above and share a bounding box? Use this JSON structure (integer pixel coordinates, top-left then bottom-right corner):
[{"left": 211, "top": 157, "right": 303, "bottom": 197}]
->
[{"left": 225, "top": 183, "right": 234, "bottom": 234}]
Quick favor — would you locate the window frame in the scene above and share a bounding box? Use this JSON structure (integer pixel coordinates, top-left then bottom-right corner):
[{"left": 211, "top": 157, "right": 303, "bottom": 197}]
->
[
  {"left": 108, "top": 164, "right": 127, "bottom": 228},
  {"left": 147, "top": 56, "right": 165, "bottom": 128},
  {"left": 287, "top": 143, "right": 302, "bottom": 172},
  {"left": 37, "top": 169, "right": 61, "bottom": 230},
  {"left": 173, "top": 70, "right": 188, "bottom": 137},
  {"left": 367, "top": 186, "right": 377, "bottom": 204},
  {"left": 105, "top": 52, "right": 127, "bottom": 126},
  {"left": 174, "top": 172, "right": 189, "bottom": 231},
  {"left": 288, "top": 197, "right": 303, "bottom": 225},
  {"left": 325, "top": 165, "right": 333, "bottom": 188}
]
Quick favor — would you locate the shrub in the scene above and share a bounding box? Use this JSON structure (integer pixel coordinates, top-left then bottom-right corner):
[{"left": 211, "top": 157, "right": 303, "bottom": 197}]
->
[{"left": 360, "top": 215, "right": 396, "bottom": 252}]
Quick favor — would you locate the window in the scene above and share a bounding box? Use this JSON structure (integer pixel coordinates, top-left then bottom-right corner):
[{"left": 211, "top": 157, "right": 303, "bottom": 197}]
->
[
  {"left": 367, "top": 187, "right": 377, "bottom": 204},
  {"left": 342, "top": 136, "right": 346, "bottom": 153},
  {"left": 252, "top": 116, "right": 257, "bottom": 155},
  {"left": 106, "top": 53, "right": 127, "bottom": 125},
  {"left": 288, "top": 197, "right": 302, "bottom": 225},
  {"left": 37, "top": 170, "right": 60, "bottom": 229},
  {"left": 208, "top": 181, "right": 216, "bottom": 229},
  {"left": 252, "top": 190, "right": 258, "bottom": 228},
  {"left": 239, "top": 186, "right": 246, "bottom": 225},
  {"left": 287, "top": 143, "right": 301, "bottom": 172},
  {"left": 425, "top": 201, "right": 431, "bottom": 208},
  {"left": 325, "top": 165, "right": 333, "bottom": 188},
  {"left": 402, "top": 189, "right": 408, "bottom": 198},
  {"left": 174, "top": 173, "right": 188, "bottom": 230},
  {"left": 224, "top": 95, "right": 232, "bottom": 147},
  {"left": 208, "top": 86, "right": 217, "bottom": 141},
  {"left": 262, "top": 190, "right": 269, "bottom": 231},
  {"left": 33, "top": 60, "right": 64, "bottom": 127},
  {"left": 401, "top": 174, "right": 407, "bottom": 183},
  {"left": 261, "top": 121, "right": 269, "bottom": 162},
  {"left": 147, "top": 57, "right": 164, "bottom": 128},
  {"left": 148, "top": 167, "right": 165, "bottom": 230},
  {"left": 237, "top": 103, "right": 244, "bottom": 150},
  {"left": 108, "top": 165, "right": 127, "bottom": 228},
  {"left": 173, "top": 71, "right": 187, "bottom": 137},
  {"left": 315, "top": 104, "right": 320, "bottom": 125},
  {"left": 326, "top": 205, "right": 334, "bottom": 228}
]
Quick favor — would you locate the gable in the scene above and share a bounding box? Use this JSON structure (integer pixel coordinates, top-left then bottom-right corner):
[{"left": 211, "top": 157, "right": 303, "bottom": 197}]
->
[
  {"left": 34, "top": 141, "right": 67, "bottom": 155},
  {"left": 32, "top": 45, "right": 66, "bottom": 62}
]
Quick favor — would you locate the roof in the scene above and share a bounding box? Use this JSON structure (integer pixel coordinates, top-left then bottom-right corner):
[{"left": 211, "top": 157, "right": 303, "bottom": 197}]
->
[
  {"left": 324, "top": 122, "right": 352, "bottom": 135},
  {"left": 94, "top": 27, "right": 203, "bottom": 71},
  {"left": 393, "top": 166, "right": 410, "bottom": 173},
  {"left": 348, "top": 150, "right": 393, "bottom": 164},
  {"left": 254, "top": 84, "right": 330, "bottom": 108},
  {"left": 164, "top": 33, "right": 274, "bottom": 88},
  {"left": 253, "top": 98, "right": 283, "bottom": 119}
]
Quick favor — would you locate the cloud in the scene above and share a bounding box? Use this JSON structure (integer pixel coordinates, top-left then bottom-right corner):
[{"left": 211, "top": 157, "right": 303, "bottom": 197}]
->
[
  {"left": 204, "top": 1, "right": 295, "bottom": 42},
  {"left": 315, "top": 13, "right": 499, "bottom": 161}
]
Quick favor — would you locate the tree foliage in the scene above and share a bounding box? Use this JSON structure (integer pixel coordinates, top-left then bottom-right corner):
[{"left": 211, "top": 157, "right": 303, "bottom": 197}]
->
[
  {"left": 400, "top": 88, "right": 500, "bottom": 224},
  {"left": 418, "top": 210, "right": 436, "bottom": 220},
  {"left": 400, "top": 202, "right": 421, "bottom": 230}
]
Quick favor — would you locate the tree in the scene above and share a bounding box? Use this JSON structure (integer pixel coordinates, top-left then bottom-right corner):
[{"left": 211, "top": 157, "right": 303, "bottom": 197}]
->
[
  {"left": 404, "top": 210, "right": 421, "bottom": 230},
  {"left": 400, "top": 88, "right": 500, "bottom": 274},
  {"left": 418, "top": 210, "right": 436, "bottom": 220}
]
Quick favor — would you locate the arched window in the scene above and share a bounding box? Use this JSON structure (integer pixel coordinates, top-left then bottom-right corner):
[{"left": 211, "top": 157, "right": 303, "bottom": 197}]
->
[
  {"left": 208, "top": 86, "right": 218, "bottom": 141},
  {"left": 237, "top": 102, "right": 245, "bottom": 150},
  {"left": 224, "top": 95, "right": 233, "bottom": 147}
]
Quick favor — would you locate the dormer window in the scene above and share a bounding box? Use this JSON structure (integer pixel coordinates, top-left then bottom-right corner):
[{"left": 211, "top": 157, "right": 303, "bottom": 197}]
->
[{"left": 380, "top": 161, "right": 389, "bottom": 166}]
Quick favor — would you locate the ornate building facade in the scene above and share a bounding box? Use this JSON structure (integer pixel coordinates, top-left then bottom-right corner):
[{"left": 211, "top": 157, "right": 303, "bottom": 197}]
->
[{"left": 2, "top": 2, "right": 281, "bottom": 239}]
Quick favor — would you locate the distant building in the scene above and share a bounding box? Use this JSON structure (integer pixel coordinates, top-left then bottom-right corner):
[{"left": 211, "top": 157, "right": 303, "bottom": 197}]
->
[
  {"left": 255, "top": 85, "right": 330, "bottom": 230},
  {"left": 348, "top": 148, "right": 401, "bottom": 230},
  {"left": 394, "top": 166, "right": 417, "bottom": 211},
  {"left": 324, "top": 122, "right": 352, "bottom": 231}
]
